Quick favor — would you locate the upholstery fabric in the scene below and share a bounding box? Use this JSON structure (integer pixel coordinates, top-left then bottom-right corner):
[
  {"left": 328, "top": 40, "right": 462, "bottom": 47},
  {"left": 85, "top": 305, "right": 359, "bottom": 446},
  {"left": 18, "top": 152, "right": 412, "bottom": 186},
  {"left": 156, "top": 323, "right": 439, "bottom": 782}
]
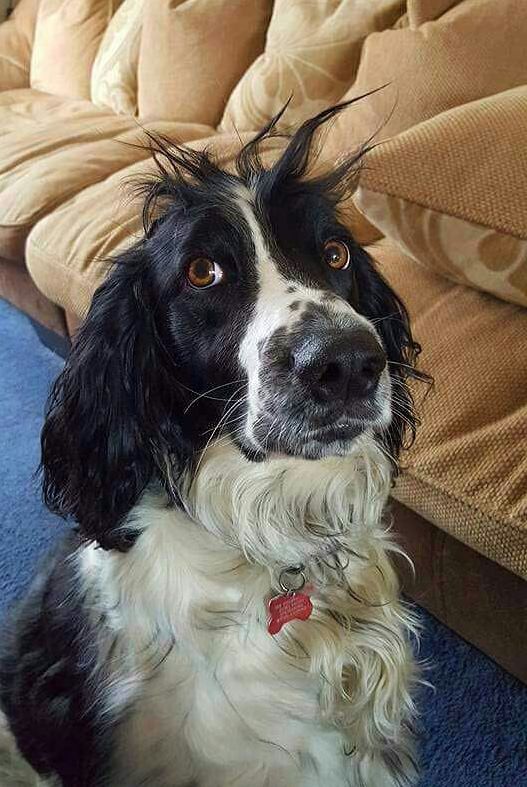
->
[
  {"left": 406, "top": 0, "right": 459, "bottom": 27},
  {"left": 331, "top": 0, "right": 527, "bottom": 154},
  {"left": 220, "top": 0, "right": 403, "bottom": 133},
  {"left": 137, "top": 0, "right": 272, "bottom": 126},
  {"left": 355, "top": 87, "right": 527, "bottom": 307},
  {"left": 0, "top": 0, "right": 39, "bottom": 91},
  {"left": 0, "top": 94, "right": 136, "bottom": 262},
  {"left": 30, "top": 0, "right": 120, "bottom": 99},
  {"left": 91, "top": 0, "right": 142, "bottom": 115},
  {"left": 373, "top": 240, "right": 527, "bottom": 579}
]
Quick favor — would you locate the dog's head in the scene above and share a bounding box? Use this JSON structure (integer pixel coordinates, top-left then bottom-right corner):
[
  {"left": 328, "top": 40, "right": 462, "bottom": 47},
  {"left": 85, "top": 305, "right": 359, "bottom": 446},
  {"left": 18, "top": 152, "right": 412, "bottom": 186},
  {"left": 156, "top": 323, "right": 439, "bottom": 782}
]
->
[{"left": 42, "top": 102, "right": 426, "bottom": 550}]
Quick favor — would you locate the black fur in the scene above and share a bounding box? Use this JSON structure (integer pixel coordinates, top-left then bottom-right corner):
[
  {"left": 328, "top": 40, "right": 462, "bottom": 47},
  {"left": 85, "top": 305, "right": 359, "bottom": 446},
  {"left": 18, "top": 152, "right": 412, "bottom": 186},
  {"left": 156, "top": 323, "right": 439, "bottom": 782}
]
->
[{"left": 0, "top": 535, "right": 112, "bottom": 785}]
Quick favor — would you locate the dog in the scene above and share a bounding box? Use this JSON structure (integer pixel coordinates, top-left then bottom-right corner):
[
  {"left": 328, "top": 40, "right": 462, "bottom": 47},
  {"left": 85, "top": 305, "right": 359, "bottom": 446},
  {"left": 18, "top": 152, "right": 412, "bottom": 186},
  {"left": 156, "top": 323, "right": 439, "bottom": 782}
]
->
[{"left": 0, "top": 101, "right": 428, "bottom": 787}]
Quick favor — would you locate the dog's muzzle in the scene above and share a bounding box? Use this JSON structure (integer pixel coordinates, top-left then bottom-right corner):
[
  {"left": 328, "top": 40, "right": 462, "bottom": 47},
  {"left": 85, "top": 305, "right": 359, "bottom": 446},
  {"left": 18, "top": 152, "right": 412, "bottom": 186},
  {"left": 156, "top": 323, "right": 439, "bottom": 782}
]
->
[
  {"left": 289, "top": 328, "right": 386, "bottom": 406},
  {"left": 246, "top": 318, "right": 390, "bottom": 459}
]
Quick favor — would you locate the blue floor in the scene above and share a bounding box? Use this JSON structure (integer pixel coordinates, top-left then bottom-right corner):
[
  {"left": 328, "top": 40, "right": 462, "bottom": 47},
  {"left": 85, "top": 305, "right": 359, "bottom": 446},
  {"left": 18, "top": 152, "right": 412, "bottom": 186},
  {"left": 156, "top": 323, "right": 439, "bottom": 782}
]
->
[{"left": 0, "top": 297, "right": 526, "bottom": 786}]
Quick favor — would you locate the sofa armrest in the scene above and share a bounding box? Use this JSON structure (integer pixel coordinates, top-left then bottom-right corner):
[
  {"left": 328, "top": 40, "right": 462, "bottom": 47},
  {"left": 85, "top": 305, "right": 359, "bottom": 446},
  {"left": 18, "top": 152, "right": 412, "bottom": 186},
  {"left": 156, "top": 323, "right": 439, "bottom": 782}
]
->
[{"left": 0, "top": 0, "right": 39, "bottom": 91}]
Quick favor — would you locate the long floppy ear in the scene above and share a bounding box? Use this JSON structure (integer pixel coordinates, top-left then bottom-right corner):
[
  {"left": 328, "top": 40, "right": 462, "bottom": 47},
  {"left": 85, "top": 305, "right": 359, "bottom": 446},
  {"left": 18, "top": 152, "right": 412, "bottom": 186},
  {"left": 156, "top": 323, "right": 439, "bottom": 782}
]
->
[
  {"left": 41, "top": 247, "right": 190, "bottom": 550},
  {"left": 352, "top": 246, "right": 430, "bottom": 467}
]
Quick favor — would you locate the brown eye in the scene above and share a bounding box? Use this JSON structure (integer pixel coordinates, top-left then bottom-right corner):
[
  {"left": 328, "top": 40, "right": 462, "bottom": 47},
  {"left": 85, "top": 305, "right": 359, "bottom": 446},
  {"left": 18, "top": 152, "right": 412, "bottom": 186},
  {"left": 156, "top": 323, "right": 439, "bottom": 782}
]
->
[
  {"left": 187, "top": 257, "right": 223, "bottom": 289},
  {"left": 323, "top": 240, "right": 350, "bottom": 270}
]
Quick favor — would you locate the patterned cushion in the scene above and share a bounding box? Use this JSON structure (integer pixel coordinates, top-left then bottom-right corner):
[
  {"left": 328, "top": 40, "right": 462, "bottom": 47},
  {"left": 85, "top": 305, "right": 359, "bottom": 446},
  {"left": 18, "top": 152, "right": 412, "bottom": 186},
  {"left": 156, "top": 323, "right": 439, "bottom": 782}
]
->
[
  {"left": 220, "top": 0, "right": 402, "bottom": 133},
  {"left": 91, "top": 0, "right": 143, "bottom": 115},
  {"left": 355, "top": 87, "right": 527, "bottom": 308}
]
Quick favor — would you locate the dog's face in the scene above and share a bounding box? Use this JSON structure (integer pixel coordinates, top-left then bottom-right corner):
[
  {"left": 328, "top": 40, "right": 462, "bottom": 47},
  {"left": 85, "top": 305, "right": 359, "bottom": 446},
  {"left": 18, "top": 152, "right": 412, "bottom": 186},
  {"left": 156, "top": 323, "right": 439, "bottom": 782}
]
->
[
  {"left": 41, "top": 102, "right": 425, "bottom": 549},
  {"left": 150, "top": 176, "right": 391, "bottom": 461}
]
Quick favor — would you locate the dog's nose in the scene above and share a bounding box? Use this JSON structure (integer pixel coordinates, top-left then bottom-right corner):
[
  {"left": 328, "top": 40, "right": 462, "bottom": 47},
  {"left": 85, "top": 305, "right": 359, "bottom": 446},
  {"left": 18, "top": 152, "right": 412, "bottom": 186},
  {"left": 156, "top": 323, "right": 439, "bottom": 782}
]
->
[{"left": 290, "top": 329, "right": 386, "bottom": 402}]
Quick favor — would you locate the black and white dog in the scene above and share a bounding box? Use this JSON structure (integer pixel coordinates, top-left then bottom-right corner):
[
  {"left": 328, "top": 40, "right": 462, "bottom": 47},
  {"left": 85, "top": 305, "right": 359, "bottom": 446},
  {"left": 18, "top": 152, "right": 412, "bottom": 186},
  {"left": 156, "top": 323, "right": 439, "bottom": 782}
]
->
[{"left": 0, "top": 103, "right": 427, "bottom": 787}]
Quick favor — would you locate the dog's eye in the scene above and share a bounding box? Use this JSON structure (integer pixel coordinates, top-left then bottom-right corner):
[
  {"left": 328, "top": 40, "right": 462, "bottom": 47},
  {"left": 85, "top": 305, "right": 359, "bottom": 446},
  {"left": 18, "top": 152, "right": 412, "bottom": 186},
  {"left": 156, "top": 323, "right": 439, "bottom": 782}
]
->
[
  {"left": 323, "top": 240, "right": 350, "bottom": 271},
  {"left": 187, "top": 257, "right": 224, "bottom": 289}
]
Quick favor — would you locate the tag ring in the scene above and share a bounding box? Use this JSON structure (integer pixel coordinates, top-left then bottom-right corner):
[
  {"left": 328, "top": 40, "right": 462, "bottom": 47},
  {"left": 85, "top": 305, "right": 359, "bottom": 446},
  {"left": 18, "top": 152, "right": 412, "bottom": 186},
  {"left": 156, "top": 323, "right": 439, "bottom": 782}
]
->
[{"left": 279, "top": 565, "right": 306, "bottom": 594}]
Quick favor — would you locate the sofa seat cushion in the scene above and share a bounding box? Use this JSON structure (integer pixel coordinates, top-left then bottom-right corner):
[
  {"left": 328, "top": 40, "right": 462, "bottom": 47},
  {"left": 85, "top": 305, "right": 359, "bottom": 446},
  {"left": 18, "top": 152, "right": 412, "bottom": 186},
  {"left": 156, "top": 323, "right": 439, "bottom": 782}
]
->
[
  {"left": 373, "top": 240, "right": 527, "bottom": 580},
  {"left": 0, "top": 89, "right": 213, "bottom": 263},
  {"left": 25, "top": 132, "right": 248, "bottom": 316}
]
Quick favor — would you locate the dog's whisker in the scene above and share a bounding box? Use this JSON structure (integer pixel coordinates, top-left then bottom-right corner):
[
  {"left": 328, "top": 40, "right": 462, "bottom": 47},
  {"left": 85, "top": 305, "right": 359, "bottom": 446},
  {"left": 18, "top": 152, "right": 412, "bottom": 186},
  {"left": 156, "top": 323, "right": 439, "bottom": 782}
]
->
[{"left": 184, "top": 379, "right": 247, "bottom": 413}]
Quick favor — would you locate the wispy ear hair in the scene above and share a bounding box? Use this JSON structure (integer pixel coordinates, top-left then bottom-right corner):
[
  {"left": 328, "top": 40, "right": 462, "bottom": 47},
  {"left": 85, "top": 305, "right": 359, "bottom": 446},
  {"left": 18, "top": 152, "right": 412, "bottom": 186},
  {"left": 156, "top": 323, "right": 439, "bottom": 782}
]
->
[
  {"left": 127, "top": 130, "right": 225, "bottom": 236},
  {"left": 130, "top": 89, "right": 388, "bottom": 236},
  {"left": 236, "top": 88, "right": 387, "bottom": 203}
]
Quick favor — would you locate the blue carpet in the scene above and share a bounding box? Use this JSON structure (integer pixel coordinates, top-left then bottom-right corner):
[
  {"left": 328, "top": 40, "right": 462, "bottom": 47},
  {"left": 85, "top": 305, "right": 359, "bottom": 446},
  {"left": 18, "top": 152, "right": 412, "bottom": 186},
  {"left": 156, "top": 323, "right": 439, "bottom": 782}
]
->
[{"left": 0, "top": 296, "right": 525, "bottom": 786}]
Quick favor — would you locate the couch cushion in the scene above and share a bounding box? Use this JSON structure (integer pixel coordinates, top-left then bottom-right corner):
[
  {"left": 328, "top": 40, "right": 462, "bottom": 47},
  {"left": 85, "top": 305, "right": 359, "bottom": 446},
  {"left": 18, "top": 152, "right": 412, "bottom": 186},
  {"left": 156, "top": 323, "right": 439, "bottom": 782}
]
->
[
  {"left": 30, "top": 0, "right": 120, "bottom": 100},
  {"left": 0, "top": 90, "right": 213, "bottom": 263},
  {"left": 373, "top": 240, "right": 527, "bottom": 580},
  {"left": 354, "top": 87, "right": 527, "bottom": 308},
  {"left": 331, "top": 0, "right": 527, "bottom": 153},
  {"left": 137, "top": 0, "right": 271, "bottom": 126},
  {"left": 220, "top": 0, "right": 402, "bottom": 134},
  {"left": 0, "top": 0, "right": 40, "bottom": 91},
  {"left": 407, "top": 0, "right": 461, "bottom": 27},
  {"left": 0, "top": 87, "right": 110, "bottom": 134},
  {"left": 91, "top": 0, "right": 143, "bottom": 116}
]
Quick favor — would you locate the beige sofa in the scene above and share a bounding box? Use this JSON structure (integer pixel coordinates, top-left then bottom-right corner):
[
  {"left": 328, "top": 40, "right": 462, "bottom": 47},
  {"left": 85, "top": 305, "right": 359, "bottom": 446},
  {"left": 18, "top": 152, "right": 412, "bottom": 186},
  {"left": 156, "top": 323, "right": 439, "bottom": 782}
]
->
[{"left": 0, "top": 0, "right": 525, "bottom": 681}]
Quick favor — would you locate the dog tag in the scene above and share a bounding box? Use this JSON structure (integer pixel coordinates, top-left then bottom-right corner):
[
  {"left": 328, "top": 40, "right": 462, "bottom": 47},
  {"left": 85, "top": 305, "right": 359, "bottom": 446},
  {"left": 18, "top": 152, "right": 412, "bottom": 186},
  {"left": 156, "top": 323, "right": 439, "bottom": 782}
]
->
[{"left": 267, "top": 592, "right": 313, "bottom": 635}]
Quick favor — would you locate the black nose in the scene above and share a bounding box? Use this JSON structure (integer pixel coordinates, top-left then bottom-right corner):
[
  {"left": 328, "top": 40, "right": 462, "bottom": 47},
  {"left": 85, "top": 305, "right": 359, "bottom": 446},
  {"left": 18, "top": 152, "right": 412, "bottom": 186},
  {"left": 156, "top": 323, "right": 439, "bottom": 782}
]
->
[{"left": 290, "top": 329, "right": 386, "bottom": 403}]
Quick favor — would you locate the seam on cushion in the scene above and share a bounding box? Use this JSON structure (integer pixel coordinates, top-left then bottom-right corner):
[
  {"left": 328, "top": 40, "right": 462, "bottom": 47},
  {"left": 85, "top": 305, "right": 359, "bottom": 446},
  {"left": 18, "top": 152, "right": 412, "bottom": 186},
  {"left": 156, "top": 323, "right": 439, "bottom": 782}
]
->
[
  {"left": 399, "top": 464, "right": 527, "bottom": 534},
  {"left": 0, "top": 55, "right": 29, "bottom": 75},
  {"left": 360, "top": 185, "right": 527, "bottom": 242},
  {"left": 0, "top": 222, "right": 34, "bottom": 230}
]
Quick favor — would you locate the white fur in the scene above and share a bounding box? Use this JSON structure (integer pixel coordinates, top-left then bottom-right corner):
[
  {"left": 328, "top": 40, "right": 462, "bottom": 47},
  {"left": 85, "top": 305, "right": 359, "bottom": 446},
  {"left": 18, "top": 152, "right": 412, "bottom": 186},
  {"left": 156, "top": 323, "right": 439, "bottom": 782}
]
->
[
  {"left": 71, "top": 438, "right": 418, "bottom": 787},
  {"left": 0, "top": 440, "right": 418, "bottom": 786}
]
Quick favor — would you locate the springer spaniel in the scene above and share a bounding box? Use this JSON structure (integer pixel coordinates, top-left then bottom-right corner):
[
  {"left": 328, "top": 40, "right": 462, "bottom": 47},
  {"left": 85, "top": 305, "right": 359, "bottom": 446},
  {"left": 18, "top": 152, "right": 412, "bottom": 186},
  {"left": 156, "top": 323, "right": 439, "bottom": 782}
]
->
[{"left": 0, "top": 101, "right": 427, "bottom": 787}]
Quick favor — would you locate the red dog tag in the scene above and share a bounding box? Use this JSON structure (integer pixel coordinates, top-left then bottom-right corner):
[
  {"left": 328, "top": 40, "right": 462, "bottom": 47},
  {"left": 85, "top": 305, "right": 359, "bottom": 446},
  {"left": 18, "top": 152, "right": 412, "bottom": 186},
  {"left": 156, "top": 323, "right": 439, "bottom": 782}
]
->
[{"left": 267, "top": 592, "right": 313, "bottom": 635}]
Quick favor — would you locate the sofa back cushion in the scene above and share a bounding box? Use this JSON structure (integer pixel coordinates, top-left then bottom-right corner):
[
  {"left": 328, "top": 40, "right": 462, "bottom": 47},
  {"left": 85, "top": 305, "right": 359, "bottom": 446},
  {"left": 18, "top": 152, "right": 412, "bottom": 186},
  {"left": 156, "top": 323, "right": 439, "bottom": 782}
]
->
[
  {"left": 331, "top": 0, "right": 527, "bottom": 153},
  {"left": 220, "top": 0, "right": 403, "bottom": 133},
  {"left": 407, "top": 0, "right": 460, "bottom": 26},
  {"left": 91, "top": 0, "right": 142, "bottom": 115},
  {"left": 31, "top": 0, "right": 120, "bottom": 99},
  {"left": 355, "top": 86, "right": 527, "bottom": 308},
  {"left": 137, "top": 0, "right": 272, "bottom": 125},
  {"left": 0, "top": 0, "right": 40, "bottom": 90}
]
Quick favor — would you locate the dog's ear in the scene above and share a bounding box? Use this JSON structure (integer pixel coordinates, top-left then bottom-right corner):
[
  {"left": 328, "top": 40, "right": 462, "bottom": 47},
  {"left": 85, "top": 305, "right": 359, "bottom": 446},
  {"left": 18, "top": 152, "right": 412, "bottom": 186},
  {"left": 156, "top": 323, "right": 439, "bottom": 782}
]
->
[
  {"left": 352, "top": 246, "right": 429, "bottom": 465},
  {"left": 41, "top": 248, "right": 189, "bottom": 550}
]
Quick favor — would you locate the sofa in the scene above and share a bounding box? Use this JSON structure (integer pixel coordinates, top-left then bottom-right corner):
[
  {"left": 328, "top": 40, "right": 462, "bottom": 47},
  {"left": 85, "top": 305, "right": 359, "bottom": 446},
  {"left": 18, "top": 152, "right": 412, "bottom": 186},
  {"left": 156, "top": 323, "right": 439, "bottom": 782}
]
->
[{"left": 0, "top": 0, "right": 525, "bottom": 682}]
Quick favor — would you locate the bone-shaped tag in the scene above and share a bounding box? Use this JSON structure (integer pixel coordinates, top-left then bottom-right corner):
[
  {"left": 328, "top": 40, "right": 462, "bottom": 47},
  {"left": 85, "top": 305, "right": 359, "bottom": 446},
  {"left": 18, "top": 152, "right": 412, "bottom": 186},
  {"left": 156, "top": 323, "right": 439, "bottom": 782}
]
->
[{"left": 267, "top": 592, "right": 313, "bottom": 635}]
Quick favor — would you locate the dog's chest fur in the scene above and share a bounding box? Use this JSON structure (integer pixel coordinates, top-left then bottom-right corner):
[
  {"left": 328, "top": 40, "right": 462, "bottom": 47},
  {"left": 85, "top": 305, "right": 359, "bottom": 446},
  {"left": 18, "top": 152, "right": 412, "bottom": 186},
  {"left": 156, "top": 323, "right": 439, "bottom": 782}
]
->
[{"left": 79, "top": 460, "right": 416, "bottom": 787}]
